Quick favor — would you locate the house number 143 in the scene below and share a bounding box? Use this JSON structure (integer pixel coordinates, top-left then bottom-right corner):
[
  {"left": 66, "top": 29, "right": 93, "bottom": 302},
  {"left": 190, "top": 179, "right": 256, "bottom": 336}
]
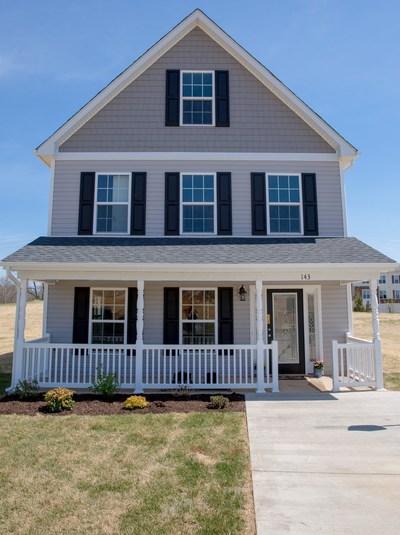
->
[{"left": 301, "top": 274, "right": 311, "bottom": 280}]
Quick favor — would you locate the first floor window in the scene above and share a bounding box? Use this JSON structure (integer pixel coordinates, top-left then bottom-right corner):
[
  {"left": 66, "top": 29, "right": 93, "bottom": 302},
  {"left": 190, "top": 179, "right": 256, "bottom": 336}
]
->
[
  {"left": 379, "top": 289, "right": 388, "bottom": 301},
  {"left": 181, "top": 289, "right": 216, "bottom": 344},
  {"left": 379, "top": 275, "right": 386, "bottom": 284},
  {"left": 181, "top": 173, "right": 215, "bottom": 233},
  {"left": 362, "top": 289, "right": 371, "bottom": 300},
  {"left": 95, "top": 173, "right": 130, "bottom": 233},
  {"left": 91, "top": 289, "right": 127, "bottom": 344},
  {"left": 267, "top": 174, "right": 302, "bottom": 234},
  {"left": 394, "top": 290, "right": 400, "bottom": 299}
]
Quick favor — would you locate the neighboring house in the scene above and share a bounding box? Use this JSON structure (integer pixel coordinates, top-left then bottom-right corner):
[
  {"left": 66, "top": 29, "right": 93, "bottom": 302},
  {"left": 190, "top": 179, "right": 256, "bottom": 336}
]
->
[
  {"left": 2, "top": 10, "right": 398, "bottom": 393},
  {"left": 353, "top": 273, "right": 400, "bottom": 313}
]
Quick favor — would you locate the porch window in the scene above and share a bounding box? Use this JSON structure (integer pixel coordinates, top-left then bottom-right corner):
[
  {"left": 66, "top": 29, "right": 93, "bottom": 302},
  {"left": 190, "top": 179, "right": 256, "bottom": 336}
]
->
[
  {"left": 267, "top": 174, "right": 302, "bottom": 234},
  {"left": 95, "top": 174, "right": 130, "bottom": 233},
  {"left": 181, "top": 71, "right": 214, "bottom": 125},
  {"left": 181, "top": 174, "right": 216, "bottom": 234},
  {"left": 90, "top": 289, "right": 127, "bottom": 344},
  {"left": 181, "top": 289, "right": 216, "bottom": 344}
]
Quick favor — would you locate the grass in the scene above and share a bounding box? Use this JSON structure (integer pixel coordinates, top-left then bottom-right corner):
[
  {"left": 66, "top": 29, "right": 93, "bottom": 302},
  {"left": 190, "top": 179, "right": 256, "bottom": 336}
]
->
[
  {"left": 0, "top": 301, "right": 43, "bottom": 396},
  {"left": 353, "top": 312, "right": 400, "bottom": 390},
  {"left": 0, "top": 412, "right": 255, "bottom": 535}
]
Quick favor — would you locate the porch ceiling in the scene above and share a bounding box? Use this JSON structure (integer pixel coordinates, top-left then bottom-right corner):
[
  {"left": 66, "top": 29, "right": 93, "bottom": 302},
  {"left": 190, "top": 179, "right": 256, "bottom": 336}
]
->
[{"left": 2, "top": 236, "right": 398, "bottom": 283}]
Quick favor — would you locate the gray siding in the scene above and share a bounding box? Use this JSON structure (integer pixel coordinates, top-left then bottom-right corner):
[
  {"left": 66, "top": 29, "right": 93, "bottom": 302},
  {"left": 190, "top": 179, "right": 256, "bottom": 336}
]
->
[
  {"left": 59, "top": 28, "right": 334, "bottom": 154},
  {"left": 46, "top": 280, "right": 348, "bottom": 375},
  {"left": 47, "top": 281, "right": 250, "bottom": 345},
  {"left": 51, "top": 159, "right": 343, "bottom": 236}
]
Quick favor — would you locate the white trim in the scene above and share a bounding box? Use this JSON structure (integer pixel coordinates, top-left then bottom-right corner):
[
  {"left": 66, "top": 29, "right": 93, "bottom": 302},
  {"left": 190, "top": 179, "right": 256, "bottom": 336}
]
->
[
  {"left": 180, "top": 172, "right": 217, "bottom": 235},
  {"left": 93, "top": 172, "right": 131, "bottom": 235},
  {"left": 47, "top": 159, "right": 55, "bottom": 235},
  {"left": 180, "top": 70, "right": 215, "bottom": 127},
  {"left": 53, "top": 152, "right": 342, "bottom": 163},
  {"left": 266, "top": 173, "right": 303, "bottom": 236},
  {"left": 35, "top": 10, "right": 358, "bottom": 162},
  {"left": 339, "top": 161, "right": 348, "bottom": 237},
  {"left": 89, "top": 287, "right": 128, "bottom": 344},
  {"left": 179, "top": 287, "right": 218, "bottom": 344},
  {"left": 347, "top": 283, "right": 354, "bottom": 336},
  {"left": 42, "top": 283, "right": 49, "bottom": 337}
]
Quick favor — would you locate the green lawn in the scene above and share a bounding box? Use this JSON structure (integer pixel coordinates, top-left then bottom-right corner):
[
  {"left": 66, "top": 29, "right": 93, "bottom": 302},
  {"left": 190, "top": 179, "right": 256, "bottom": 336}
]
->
[{"left": 0, "top": 413, "right": 255, "bottom": 535}]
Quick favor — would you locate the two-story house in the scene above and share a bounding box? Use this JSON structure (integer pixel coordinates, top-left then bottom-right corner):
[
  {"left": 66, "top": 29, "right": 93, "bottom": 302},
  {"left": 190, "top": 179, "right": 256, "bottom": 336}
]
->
[
  {"left": 353, "top": 273, "right": 400, "bottom": 313},
  {"left": 2, "top": 10, "right": 398, "bottom": 393}
]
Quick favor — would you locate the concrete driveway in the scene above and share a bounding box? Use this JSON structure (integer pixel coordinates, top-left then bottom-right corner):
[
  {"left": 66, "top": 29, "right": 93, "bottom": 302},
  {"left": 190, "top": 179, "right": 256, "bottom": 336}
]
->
[{"left": 246, "top": 389, "right": 400, "bottom": 534}]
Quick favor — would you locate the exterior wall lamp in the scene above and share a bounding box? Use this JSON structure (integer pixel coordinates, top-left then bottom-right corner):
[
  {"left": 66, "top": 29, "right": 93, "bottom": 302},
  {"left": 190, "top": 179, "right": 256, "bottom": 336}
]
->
[{"left": 239, "top": 285, "right": 247, "bottom": 301}]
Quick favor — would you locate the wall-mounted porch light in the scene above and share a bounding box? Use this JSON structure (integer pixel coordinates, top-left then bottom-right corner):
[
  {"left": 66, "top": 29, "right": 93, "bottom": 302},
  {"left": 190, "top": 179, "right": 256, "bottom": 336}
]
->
[{"left": 238, "top": 285, "right": 247, "bottom": 302}]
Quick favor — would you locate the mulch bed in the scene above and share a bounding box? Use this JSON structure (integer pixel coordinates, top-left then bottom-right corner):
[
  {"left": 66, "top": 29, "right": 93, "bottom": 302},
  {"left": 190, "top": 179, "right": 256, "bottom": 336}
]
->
[{"left": 0, "top": 392, "right": 245, "bottom": 416}]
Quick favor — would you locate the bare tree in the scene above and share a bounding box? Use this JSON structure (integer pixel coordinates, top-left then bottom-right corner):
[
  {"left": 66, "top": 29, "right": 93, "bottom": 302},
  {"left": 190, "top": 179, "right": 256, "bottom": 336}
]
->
[
  {"left": 27, "top": 281, "right": 44, "bottom": 301},
  {"left": 0, "top": 276, "right": 17, "bottom": 304}
]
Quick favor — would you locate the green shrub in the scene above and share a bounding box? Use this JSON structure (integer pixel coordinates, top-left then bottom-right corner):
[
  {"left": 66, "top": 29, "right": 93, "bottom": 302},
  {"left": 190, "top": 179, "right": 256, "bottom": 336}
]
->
[
  {"left": 353, "top": 293, "right": 365, "bottom": 312},
  {"left": 14, "top": 379, "right": 39, "bottom": 399},
  {"left": 91, "top": 367, "right": 119, "bottom": 397},
  {"left": 44, "top": 388, "right": 75, "bottom": 412},
  {"left": 209, "top": 395, "right": 229, "bottom": 409},
  {"left": 124, "top": 395, "right": 148, "bottom": 410}
]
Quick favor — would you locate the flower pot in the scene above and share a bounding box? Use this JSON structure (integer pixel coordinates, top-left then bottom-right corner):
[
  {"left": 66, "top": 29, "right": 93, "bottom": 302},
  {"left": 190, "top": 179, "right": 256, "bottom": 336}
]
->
[{"left": 313, "top": 368, "right": 323, "bottom": 378}]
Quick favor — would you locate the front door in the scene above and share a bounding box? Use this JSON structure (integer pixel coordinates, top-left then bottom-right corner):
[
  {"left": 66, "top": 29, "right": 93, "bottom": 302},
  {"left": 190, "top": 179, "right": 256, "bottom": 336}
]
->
[{"left": 266, "top": 289, "right": 305, "bottom": 374}]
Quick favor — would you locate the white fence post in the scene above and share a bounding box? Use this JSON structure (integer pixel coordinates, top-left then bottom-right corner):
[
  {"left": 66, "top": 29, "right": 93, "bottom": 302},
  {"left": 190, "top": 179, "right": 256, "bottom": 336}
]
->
[
  {"left": 271, "top": 341, "right": 279, "bottom": 392},
  {"left": 13, "top": 278, "right": 28, "bottom": 387},
  {"left": 332, "top": 340, "right": 339, "bottom": 392},
  {"left": 374, "top": 339, "right": 384, "bottom": 390},
  {"left": 255, "top": 280, "right": 265, "bottom": 393},
  {"left": 135, "top": 280, "right": 144, "bottom": 393}
]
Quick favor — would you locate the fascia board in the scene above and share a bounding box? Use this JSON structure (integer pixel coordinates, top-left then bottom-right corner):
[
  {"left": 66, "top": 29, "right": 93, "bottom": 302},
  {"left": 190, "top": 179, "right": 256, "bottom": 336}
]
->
[
  {"left": 35, "top": 9, "right": 357, "bottom": 163},
  {"left": 3, "top": 261, "right": 399, "bottom": 282}
]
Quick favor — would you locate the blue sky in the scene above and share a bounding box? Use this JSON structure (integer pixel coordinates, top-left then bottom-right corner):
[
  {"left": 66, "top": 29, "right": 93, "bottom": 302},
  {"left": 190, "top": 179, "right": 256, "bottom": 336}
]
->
[{"left": 0, "top": 0, "right": 399, "bottom": 267}]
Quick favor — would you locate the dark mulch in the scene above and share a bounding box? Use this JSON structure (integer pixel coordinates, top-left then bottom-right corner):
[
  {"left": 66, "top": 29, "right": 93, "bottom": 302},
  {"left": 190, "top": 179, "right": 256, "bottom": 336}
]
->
[{"left": 0, "top": 392, "right": 245, "bottom": 416}]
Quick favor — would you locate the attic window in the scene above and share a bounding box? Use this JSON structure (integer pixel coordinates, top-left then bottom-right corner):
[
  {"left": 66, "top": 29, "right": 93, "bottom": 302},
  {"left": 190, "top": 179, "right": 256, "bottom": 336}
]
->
[{"left": 181, "top": 71, "right": 214, "bottom": 125}]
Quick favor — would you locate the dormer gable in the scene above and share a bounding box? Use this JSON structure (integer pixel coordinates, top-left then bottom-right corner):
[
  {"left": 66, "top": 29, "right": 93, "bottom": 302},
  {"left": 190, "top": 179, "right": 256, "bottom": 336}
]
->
[{"left": 35, "top": 9, "right": 358, "bottom": 167}]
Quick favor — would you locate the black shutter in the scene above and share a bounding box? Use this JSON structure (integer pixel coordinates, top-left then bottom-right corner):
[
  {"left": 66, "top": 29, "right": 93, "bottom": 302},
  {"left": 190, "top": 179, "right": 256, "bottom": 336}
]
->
[
  {"left": 302, "top": 173, "right": 319, "bottom": 236},
  {"left": 72, "top": 287, "right": 90, "bottom": 343},
  {"left": 165, "top": 172, "right": 180, "bottom": 235},
  {"left": 165, "top": 70, "right": 180, "bottom": 126},
  {"left": 78, "top": 172, "right": 95, "bottom": 235},
  {"left": 251, "top": 173, "right": 267, "bottom": 235},
  {"left": 163, "top": 288, "right": 179, "bottom": 344},
  {"left": 218, "top": 287, "right": 234, "bottom": 344},
  {"left": 127, "top": 288, "right": 138, "bottom": 344},
  {"left": 217, "top": 172, "right": 232, "bottom": 235},
  {"left": 215, "top": 71, "right": 230, "bottom": 127},
  {"left": 131, "top": 172, "right": 146, "bottom": 235}
]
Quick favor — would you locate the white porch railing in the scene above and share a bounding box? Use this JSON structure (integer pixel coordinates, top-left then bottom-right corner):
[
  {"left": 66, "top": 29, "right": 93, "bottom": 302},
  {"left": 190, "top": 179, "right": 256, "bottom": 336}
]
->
[
  {"left": 19, "top": 342, "right": 279, "bottom": 392},
  {"left": 332, "top": 337, "right": 378, "bottom": 391}
]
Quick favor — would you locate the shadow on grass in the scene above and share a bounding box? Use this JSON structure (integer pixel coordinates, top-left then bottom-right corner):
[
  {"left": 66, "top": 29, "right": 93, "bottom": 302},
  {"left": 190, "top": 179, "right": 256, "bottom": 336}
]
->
[{"left": 0, "top": 353, "right": 12, "bottom": 398}]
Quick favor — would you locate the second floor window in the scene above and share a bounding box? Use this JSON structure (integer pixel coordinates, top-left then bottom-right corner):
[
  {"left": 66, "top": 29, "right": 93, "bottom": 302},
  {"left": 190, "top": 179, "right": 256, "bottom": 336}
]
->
[
  {"left": 393, "top": 275, "right": 400, "bottom": 284},
  {"left": 181, "top": 71, "right": 214, "bottom": 125},
  {"left": 267, "top": 174, "right": 302, "bottom": 234},
  {"left": 95, "top": 174, "right": 130, "bottom": 234},
  {"left": 181, "top": 173, "right": 216, "bottom": 234}
]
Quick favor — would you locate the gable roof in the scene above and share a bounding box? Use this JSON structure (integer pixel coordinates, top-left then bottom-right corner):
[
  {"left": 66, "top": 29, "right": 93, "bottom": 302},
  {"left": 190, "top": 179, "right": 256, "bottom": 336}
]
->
[{"left": 35, "top": 9, "right": 358, "bottom": 167}]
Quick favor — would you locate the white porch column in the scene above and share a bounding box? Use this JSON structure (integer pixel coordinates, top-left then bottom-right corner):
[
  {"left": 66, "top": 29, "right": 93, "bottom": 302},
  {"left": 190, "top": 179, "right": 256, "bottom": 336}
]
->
[
  {"left": 135, "top": 280, "right": 144, "bottom": 393},
  {"left": 255, "top": 280, "right": 265, "bottom": 393},
  {"left": 369, "top": 279, "right": 384, "bottom": 390},
  {"left": 13, "top": 278, "right": 27, "bottom": 387}
]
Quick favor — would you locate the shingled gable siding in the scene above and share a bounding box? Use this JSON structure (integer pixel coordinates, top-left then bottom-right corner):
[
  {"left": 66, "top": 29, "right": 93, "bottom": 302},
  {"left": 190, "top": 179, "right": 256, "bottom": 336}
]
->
[
  {"left": 51, "top": 160, "right": 344, "bottom": 237},
  {"left": 59, "top": 28, "right": 335, "bottom": 154}
]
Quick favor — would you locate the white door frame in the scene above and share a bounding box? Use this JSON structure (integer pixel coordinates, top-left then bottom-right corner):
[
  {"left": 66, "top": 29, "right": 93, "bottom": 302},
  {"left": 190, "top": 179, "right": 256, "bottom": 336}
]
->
[{"left": 250, "top": 284, "right": 323, "bottom": 374}]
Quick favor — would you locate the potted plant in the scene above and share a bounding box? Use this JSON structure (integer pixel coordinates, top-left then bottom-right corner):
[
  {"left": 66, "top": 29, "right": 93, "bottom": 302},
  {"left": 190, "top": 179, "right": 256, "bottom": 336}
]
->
[{"left": 313, "top": 360, "right": 324, "bottom": 378}]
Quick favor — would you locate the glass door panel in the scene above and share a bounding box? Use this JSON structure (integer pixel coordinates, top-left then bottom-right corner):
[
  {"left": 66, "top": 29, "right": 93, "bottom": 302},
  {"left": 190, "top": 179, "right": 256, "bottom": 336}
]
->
[{"left": 273, "top": 293, "right": 299, "bottom": 364}]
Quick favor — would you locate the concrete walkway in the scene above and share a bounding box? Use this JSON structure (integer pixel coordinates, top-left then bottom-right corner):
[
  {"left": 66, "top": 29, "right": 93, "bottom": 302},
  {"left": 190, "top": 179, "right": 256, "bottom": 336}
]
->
[{"left": 246, "top": 388, "right": 400, "bottom": 534}]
